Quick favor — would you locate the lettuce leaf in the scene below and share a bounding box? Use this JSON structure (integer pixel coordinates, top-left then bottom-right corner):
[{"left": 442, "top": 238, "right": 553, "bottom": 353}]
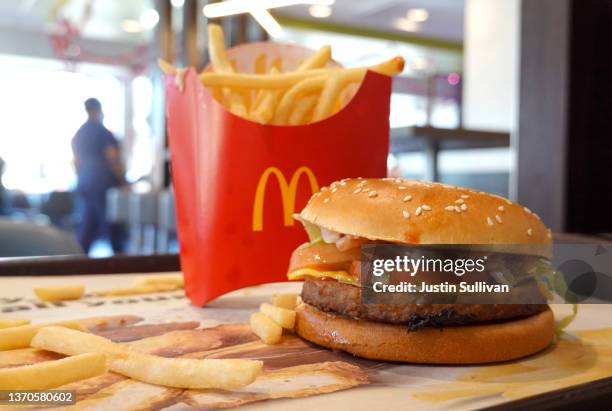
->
[
  {"left": 555, "top": 303, "right": 578, "bottom": 338},
  {"left": 529, "top": 258, "right": 579, "bottom": 335},
  {"left": 293, "top": 214, "right": 322, "bottom": 244}
]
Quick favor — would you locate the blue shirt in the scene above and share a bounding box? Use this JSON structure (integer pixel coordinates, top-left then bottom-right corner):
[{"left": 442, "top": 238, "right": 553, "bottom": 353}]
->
[{"left": 72, "top": 120, "right": 120, "bottom": 192}]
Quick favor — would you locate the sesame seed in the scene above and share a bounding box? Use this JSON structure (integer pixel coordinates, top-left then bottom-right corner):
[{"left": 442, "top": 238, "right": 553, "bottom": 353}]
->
[
  {"left": 415, "top": 207, "right": 423, "bottom": 216},
  {"left": 461, "top": 195, "right": 470, "bottom": 199},
  {"left": 506, "top": 199, "right": 512, "bottom": 205},
  {"left": 487, "top": 217, "right": 494, "bottom": 226},
  {"left": 321, "top": 187, "right": 328, "bottom": 192},
  {"left": 323, "top": 198, "right": 330, "bottom": 204},
  {"left": 495, "top": 214, "right": 503, "bottom": 223},
  {"left": 498, "top": 206, "right": 505, "bottom": 212},
  {"left": 368, "top": 191, "right": 378, "bottom": 198},
  {"left": 353, "top": 188, "right": 362, "bottom": 194},
  {"left": 402, "top": 210, "right": 410, "bottom": 219},
  {"left": 398, "top": 186, "right": 407, "bottom": 190},
  {"left": 339, "top": 181, "right": 347, "bottom": 186},
  {"left": 331, "top": 187, "right": 337, "bottom": 193},
  {"left": 527, "top": 228, "right": 533, "bottom": 236},
  {"left": 403, "top": 195, "right": 412, "bottom": 202},
  {"left": 444, "top": 206, "right": 455, "bottom": 211},
  {"left": 524, "top": 207, "right": 532, "bottom": 214},
  {"left": 363, "top": 187, "right": 370, "bottom": 192},
  {"left": 455, "top": 199, "right": 464, "bottom": 204},
  {"left": 454, "top": 206, "right": 461, "bottom": 213},
  {"left": 460, "top": 204, "right": 468, "bottom": 211},
  {"left": 421, "top": 204, "right": 431, "bottom": 211},
  {"left": 395, "top": 178, "right": 402, "bottom": 183}
]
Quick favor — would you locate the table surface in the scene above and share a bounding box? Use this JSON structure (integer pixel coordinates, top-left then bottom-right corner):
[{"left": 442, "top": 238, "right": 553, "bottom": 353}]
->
[
  {"left": 2, "top": 270, "right": 612, "bottom": 411},
  {"left": 1, "top": 232, "right": 607, "bottom": 277},
  {"left": 1, "top": 233, "right": 610, "bottom": 410}
]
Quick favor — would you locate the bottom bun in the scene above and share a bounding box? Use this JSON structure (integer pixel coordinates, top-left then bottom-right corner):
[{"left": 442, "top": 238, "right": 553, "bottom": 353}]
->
[{"left": 295, "top": 302, "right": 554, "bottom": 364}]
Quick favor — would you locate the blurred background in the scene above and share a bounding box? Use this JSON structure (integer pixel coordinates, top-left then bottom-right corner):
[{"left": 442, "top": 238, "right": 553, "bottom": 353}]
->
[{"left": 0, "top": 0, "right": 609, "bottom": 258}]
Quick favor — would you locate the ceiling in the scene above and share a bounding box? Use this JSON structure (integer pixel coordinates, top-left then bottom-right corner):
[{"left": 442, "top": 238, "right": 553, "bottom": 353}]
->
[
  {"left": 0, "top": 0, "right": 464, "bottom": 44},
  {"left": 277, "top": 0, "right": 465, "bottom": 42},
  {"left": 0, "top": 0, "right": 155, "bottom": 42}
]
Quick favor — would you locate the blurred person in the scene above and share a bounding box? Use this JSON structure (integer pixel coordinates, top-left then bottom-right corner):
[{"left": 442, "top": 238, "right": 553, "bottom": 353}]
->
[{"left": 72, "top": 98, "right": 126, "bottom": 254}]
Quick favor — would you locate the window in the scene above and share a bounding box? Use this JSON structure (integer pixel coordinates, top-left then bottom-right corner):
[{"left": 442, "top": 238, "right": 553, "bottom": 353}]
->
[{"left": 0, "top": 55, "right": 124, "bottom": 193}]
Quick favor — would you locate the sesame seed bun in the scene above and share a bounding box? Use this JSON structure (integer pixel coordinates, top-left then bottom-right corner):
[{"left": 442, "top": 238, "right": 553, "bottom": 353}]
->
[
  {"left": 295, "top": 302, "right": 554, "bottom": 364},
  {"left": 300, "top": 178, "right": 551, "bottom": 257}
]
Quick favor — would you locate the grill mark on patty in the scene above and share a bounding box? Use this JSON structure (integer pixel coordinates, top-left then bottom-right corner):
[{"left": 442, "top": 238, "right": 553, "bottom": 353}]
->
[{"left": 301, "top": 276, "right": 546, "bottom": 330}]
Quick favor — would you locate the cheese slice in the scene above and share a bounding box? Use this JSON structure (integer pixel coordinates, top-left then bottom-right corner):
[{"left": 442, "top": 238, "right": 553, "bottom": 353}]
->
[{"left": 287, "top": 268, "right": 359, "bottom": 286}]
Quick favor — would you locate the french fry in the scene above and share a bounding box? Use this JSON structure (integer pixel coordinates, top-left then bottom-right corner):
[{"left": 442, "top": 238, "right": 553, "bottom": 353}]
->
[
  {"left": 297, "top": 45, "right": 332, "bottom": 71},
  {"left": 34, "top": 285, "right": 85, "bottom": 302},
  {"left": 252, "top": 64, "right": 282, "bottom": 115},
  {"left": 112, "top": 351, "right": 262, "bottom": 389},
  {"left": 254, "top": 53, "right": 267, "bottom": 74},
  {"left": 239, "top": 93, "right": 252, "bottom": 114},
  {"left": 270, "top": 45, "right": 332, "bottom": 125},
  {"left": 200, "top": 69, "right": 323, "bottom": 89},
  {"left": 251, "top": 54, "right": 268, "bottom": 110},
  {"left": 289, "top": 95, "right": 318, "bottom": 125},
  {"left": 0, "top": 319, "right": 30, "bottom": 329},
  {"left": 94, "top": 283, "right": 180, "bottom": 297},
  {"left": 0, "top": 321, "right": 83, "bottom": 351},
  {"left": 31, "top": 327, "right": 262, "bottom": 389},
  {"left": 229, "top": 60, "right": 252, "bottom": 109},
  {"left": 208, "top": 24, "right": 248, "bottom": 117},
  {"left": 195, "top": 24, "right": 404, "bottom": 124},
  {"left": 0, "top": 352, "right": 107, "bottom": 390},
  {"left": 227, "top": 93, "right": 248, "bottom": 115},
  {"left": 199, "top": 56, "right": 402, "bottom": 90},
  {"left": 250, "top": 312, "right": 282, "bottom": 345},
  {"left": 337, "top": 82, "right": 360, "bottom": 109},
  {"left": 260, "top": 303, "right": 296, "bottom": 330},
  {"left": 251, "top": 67, "right": 282, "bottom": 124},
  {"left": 211, "top": 87, "right": 224, "bottom": 103},
  {"left": 134, "top": 274, "right": 184, "bottom": 288},
  {"left": 369, "top": 55, "right": 405, "bottom": 76},
  {"left": 271, "top": 293, "right": 299, "bottom": 310},
  {"left": 270, "top": 57, "right": 283, "bottom": 72},
  {"left": 32, "top": 326, "right": 119, "bottom": 354},
  {"left": 208, "top": 24, "right": 233, "bottom": 73},
  {"left": 158, "top": 58, "right": 177, "bottom": 75},
  {"left": 313, "top": 69, "right": 347, "bottom": 121},
  {"left": 251, "top": 89, "right": 265, "bottom": 112},
  {"left": 274, "top": 75, "right": 326, "bottom": 125}
]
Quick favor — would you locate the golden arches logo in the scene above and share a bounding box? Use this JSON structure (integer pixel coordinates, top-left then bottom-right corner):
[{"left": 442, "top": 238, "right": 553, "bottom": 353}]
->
[{"left": 252, "top": 166, "right": 319, "bottom": 231}]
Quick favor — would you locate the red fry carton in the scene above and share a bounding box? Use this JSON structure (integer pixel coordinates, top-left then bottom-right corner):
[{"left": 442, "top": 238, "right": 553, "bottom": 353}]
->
[{"left": 165, "top": 43, "right": 391, "bottom": 306}]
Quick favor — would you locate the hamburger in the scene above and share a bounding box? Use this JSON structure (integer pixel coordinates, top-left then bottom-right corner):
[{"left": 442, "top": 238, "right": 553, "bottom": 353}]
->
[{"left": 287, "top": 178, "right": 555, "bottom": 364}]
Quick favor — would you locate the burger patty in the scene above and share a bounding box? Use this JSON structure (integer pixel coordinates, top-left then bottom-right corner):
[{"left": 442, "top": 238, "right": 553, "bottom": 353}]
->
[{"left": 302, "top": 276, "right": 546, "bottom": 330}]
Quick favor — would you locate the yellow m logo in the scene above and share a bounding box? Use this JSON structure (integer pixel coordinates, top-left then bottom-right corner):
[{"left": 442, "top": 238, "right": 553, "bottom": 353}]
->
[{"left": 252, "top": 166, "right": 319, "bottom": 231}]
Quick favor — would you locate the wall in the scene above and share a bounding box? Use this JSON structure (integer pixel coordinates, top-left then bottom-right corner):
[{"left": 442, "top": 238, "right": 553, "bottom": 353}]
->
[{"left": 462, "top": 0, "right": 521, "bottom": 132}]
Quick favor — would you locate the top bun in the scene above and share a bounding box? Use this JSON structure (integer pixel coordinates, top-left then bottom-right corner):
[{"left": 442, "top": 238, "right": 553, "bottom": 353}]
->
[{"left": 300, "top": 178, "right": 551, "bottom": 256}]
